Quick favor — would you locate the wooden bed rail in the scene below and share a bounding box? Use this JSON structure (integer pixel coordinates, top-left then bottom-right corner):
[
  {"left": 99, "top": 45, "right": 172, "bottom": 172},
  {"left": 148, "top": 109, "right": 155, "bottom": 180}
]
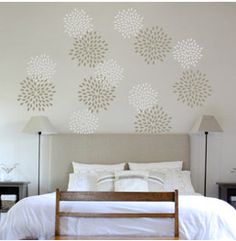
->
[
  {"left": 53, "top": 189, "right": 179, "bottom": 240},
  {"left": 59, "top": 191, "right": 176, "bottom": 202}
]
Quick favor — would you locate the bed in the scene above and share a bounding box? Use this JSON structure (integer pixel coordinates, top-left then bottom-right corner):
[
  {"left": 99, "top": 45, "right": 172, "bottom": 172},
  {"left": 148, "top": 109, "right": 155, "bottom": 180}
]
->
[
  {"left": 1, "top": 191, "right": 236, "bottom": 240},
  {"left": 1, "top": 134, "right": 236, "bottom": 240}
]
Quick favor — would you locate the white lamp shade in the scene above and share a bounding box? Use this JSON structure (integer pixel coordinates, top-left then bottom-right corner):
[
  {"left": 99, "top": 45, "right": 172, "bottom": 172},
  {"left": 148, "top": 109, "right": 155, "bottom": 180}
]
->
[
  {"left": 191, "top": 115, "right": 223, "bottom": 133},
  {"left": 23, "top": 116, "right": 56, "bottom": 134}
]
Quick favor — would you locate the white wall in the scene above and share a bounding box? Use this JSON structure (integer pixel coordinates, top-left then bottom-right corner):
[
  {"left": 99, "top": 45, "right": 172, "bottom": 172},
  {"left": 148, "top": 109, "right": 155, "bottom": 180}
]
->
[{"left": 0, "top": 3, "right": 236, "bottom": 196}]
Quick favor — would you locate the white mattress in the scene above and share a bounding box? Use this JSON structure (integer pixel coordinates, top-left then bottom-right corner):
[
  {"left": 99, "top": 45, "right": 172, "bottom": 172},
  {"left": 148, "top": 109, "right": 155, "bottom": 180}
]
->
[{"left": 0, "top": 192, "right": 236, "bottom": 240}]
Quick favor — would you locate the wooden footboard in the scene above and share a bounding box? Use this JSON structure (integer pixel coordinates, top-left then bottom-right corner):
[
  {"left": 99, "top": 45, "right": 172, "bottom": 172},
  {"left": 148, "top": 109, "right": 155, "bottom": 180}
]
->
[{"left": 51, "top": 189, "right": 179, "bottom": 240}]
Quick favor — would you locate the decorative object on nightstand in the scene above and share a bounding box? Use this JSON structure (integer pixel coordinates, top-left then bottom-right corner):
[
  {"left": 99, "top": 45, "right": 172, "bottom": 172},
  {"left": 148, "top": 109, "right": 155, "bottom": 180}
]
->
[
  {"left": 191, "top": 115, "right": 223, "bottom": 196},
  {"left": 217, "top": 183, "right": 236, "bottom": 208},
  {"left": 0, "top": 181, "right": 30, "bottom": 213},
  {"left": 0, "top": 163, "right": 19, "bottom": 181},
  {"left": 23, "top": 116, "right": 56, "bottom": 195}
]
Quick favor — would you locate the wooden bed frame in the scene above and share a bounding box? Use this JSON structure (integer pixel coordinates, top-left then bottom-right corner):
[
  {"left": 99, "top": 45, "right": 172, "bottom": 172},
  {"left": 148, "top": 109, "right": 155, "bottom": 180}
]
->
[{"left": 51, "top": 189, "right": 179, "bottom": 240}]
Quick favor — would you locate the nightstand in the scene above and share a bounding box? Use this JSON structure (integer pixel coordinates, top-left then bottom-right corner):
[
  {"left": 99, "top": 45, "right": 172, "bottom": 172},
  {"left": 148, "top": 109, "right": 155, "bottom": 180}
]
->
[
  {"left": 0, "top": 181, "right": 30, "bottom": 213},
  {"left": 217, "top": 182, "right": 236, "bottom": 208}
]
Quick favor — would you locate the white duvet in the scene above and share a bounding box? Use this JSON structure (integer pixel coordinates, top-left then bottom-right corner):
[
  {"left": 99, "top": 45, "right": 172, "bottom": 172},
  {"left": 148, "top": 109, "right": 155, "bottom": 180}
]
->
[{"left": 0, "top": 193, "right": 236, "bottom": 240}]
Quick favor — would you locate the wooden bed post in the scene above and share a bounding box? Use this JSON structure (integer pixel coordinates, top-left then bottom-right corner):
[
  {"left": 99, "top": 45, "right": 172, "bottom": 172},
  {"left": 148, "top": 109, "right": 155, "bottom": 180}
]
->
[
  {"left": 55, "top": 189, "right": 60, "bottom": 236},
  {"left": 174, "top": 189, "right": 179, "bottom": 238}
]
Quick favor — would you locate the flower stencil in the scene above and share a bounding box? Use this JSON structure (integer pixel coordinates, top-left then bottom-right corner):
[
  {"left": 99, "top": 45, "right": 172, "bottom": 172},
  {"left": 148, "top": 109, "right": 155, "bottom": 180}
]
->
[
  {"left": 173, "top": 70, "right": 212, "bottom": 108},
  {"left": 173, "top": 39, "right": 203, "bottom": 69},
  {"left": 17, "top": 77, "right": 56, "bottom": 111},
  {"left": 64, "top": 9, "right": 93, "bottom": 38},
  {"left": 134, "top": 105, "right": 172, "bottom": 134},
  {"left": 134, "top": 26, "right": 172, "bottom": 64},
  {"left": 78, "top": 75, "right": 116, "bottom": 113},
  {"left": 114, "top": 8, "right": 144, "bottom": 39},
  {"left": 69, "top": 109, "right": 98, "bottom": 134},
  {"left": 69, "top": 31, "right": 108, "bottom": 68},
  {"left": 129, "top": 83, "right": 158, "bottom": 111},
  {"left": 95, "top": 59, "right": 124, "bottom": 87},
  {"left": 27, "top": 54, "right": 56, "bottom": 81}
]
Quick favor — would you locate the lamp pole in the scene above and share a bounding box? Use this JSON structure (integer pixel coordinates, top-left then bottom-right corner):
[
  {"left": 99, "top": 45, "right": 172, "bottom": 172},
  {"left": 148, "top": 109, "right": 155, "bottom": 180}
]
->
[
  {"left": 204, "top": 131, "right": 208, "bottom": 197},
  {"left": 191, "top": 115, "right": 223, "bottom": 197},
  {"left": 22, "top": 116, "right": 56, "bottom": 196},
  {"left": 38, "top": 131, "right": 41, "bottom": 195}
]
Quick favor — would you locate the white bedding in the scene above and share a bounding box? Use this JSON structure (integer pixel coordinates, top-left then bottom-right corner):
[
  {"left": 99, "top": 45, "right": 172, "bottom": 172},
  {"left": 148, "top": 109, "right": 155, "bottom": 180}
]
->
[{"left": 0, "top": 193, "right": 236, "bottom": 240}]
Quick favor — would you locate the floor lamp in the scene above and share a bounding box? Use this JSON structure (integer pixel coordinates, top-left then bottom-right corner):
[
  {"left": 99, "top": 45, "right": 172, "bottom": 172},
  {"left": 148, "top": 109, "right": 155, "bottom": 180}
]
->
[
  {"left": 23, "top": 116, "right": 56, "bottom": 195},
  {"left": 191, "top": 115, "right": 223, "bottom": 196}
]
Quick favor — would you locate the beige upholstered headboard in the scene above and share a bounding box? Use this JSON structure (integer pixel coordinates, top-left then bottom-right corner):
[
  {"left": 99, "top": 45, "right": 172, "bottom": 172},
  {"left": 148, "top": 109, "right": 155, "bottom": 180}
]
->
[{"left": 48, "top": 134, "right": 190, "bottom": 191}]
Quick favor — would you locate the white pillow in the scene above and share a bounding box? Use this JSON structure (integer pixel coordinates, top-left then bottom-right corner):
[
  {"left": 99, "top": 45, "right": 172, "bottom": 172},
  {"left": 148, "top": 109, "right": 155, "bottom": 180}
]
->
[
  {"left": 161, "top": 170, "right": 195, "bottom": 195},
  {"left": 72, "top": 162, "right": 125, "bottom": 173},
  {"left": 114, "top": 171, "right": 148, "bottom": 192},
  {"left": 96, "top": 171, "right": 166, "bottom": 192},
  {"left": 128, "top": 161, "right": 183, "bottom": 171},
  {"left": 67, "top": 172, "right": 96, "bottom": 191},
  {"left": 96, "top": 171, "right": 114, "bottom": 191},
  {"left": 148, "top": 171, "right": 165, "bottom": 192},
  {"left": 68, "top": 171, "right": 117, "bottom": 192}
]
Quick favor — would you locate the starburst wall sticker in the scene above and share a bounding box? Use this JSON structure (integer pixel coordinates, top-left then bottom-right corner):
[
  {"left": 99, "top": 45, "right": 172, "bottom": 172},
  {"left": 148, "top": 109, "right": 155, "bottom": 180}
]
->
[
  {"left": 69, "top": 109, "right": 98, "bottom": 134},
  {"left": 17, "top": 77, "right": 56, "bottom": 111},
  {"left": 134, "top": 26, "right": 172, "bottom": 64},
  {"left": 173, "top": 39, "right": 203, "bottom": 69},
  {"left": 64, "top": 9, "right": 93, "bottom": 38},
  {"left": 18, "top": 54, "right": 56, "bottom": 112},
  {"left": 134, "top": 105, "right": 172, "bottom": 134},
  {"left": 94, "top": 59, "right": 124, "bottom": 87},
  {"left": 114, "top": 8, "right": 144, "bottom": 39},
  {"left": 27, "top": 54, "right": 56, "bottom": 81},
  {"left": 78, "top": 75, "right": 116, "bottom": 113},
  {"left": 69, "top": 31, "right": 108, "bottom": 68},
  {"left": 173, "top": 70, "right": 212, "bottom": 108},
  {"left": 128, "top": 83, "right": 158, "bottom": 111}
]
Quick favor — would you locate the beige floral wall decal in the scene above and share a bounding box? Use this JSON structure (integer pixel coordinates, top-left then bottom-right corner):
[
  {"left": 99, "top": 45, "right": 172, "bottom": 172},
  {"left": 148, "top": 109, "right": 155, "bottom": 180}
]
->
[
  {"left": 64, "top": 9, "right": 93, "bottom": 38},
  {"left": 69, "top": 31, "right": 108, "bottom": 68},
  {"left": 134, "top": 104, "right": 172, "bottom": 134},
  {"left": 78, "top": 75, "right": 116, "bottom": 113},
  {"left": 27, "top": 54, "right": 56, "bottom": 81},
  {"left": 17, "top": 77, "right": 56, "bottom": 111},
  {"left": 128, "top": 82, "right": 172, "bottom": 133},
  {"left": 173, "top": 39, "right": 203, "bottom": 69},
  {"left": 134, "top": 26, "right": 172, "bottom": 64},
  {"left": 69, "top": 109, "right": 98, "bottom": 134},
  {"left": 128, "top": 83, "right": 158, "bottom": 111},
  {"left": 173, "top": 70, "right": 212, "bottom": 108},
  {"left": 18, "top": 54, "right": 56, "bottom": 112},
  {"left": 114, "top": 8, "right": 144, "bottom": 39},
  {"left": 94, "top": 59, "right": 124, "bottom": 87}
]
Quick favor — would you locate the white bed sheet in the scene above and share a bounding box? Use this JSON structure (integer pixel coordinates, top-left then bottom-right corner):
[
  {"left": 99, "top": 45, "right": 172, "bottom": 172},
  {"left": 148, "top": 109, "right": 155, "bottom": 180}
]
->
[{"left": 0, "top": 192, "right": 236, "bottom": 240}]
